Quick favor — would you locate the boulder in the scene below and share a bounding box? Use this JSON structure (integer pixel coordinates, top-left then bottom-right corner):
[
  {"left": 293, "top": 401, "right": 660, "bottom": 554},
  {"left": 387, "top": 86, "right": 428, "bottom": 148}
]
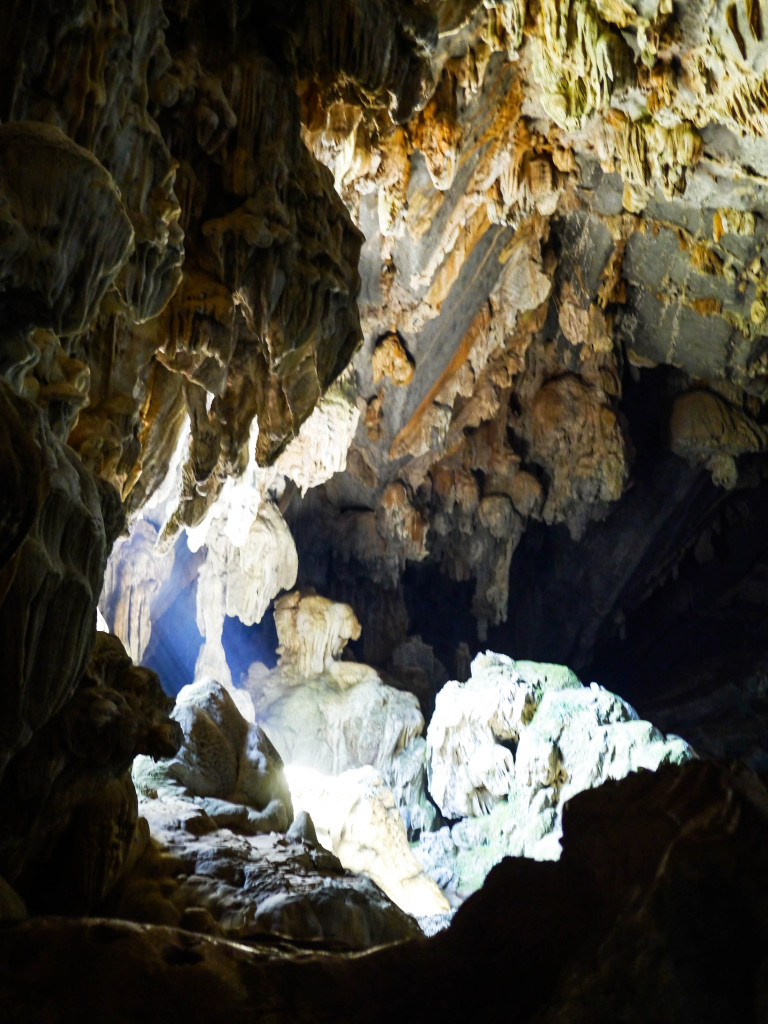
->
[
  {"left": 164, "top": 678, "right": 293, "bottom": 825},
  {"left": 426, "top": 652, "right": 581, "bottom": 818}
]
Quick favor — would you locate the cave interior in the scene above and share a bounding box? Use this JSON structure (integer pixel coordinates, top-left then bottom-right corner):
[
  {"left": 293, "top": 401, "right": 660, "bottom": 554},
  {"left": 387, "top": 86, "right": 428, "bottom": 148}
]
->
[{"left": 2, "top": 0, "right": 768, "bottom": 1020}]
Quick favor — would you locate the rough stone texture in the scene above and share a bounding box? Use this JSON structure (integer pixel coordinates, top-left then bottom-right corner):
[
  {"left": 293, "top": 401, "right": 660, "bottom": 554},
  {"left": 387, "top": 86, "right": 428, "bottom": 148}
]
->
[
  {"left": 421, "top": 652, "right": 693, "bottom": 896},
  {"left": 0, "top": 633, "right": 181, "bottom": 914},
  {"left": 125, "top": 679, "right": 421, "bottom": 950},
  {"left": 242, "top": 597, "right": 425, "bottom": 779},
  {"left": 277, "top": 1, "right": 768, "bottom": 703},
  {"left": 3, "top": 0, "right": 768, "bottom": 1014},
  {"left": 1, "top": 762, "right": 767, "bottom": 1022},
  {"left": 0, "top": 122, "right": 134, "bottom": 368},
  {"left": 426, "top": 652, "right": 582, "bottom": 817},
  {"left": 0, "top": 378, "right": 145, "bottom": 919},
  {"left": 2, "top": 0, "right": 366, "bottom": 512},
  {"left": 166, "top": 679, "right": 293, "bottom": 823},
  {"left": 285, "top": 764, "right": 449, "bottom": 919},
  {"left": 100, "top": 379, "right": 360, "bottom": 691}
]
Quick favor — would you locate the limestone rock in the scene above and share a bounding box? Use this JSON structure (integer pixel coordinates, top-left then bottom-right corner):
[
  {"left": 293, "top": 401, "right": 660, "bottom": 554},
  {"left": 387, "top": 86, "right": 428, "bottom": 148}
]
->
[
  {"left": 285, "top": 764, "right": 449, "bottom": 919},
  {"left": 128, "top": 688, "right": 421, "bottom": 950},
  {"left": 426, "top": 652, "right": 582, "bottom": 818},
  {"left": 240, "top": 592, "right": 430, "bottom": 850},
  {"left": 385, "top": 736, "right": 438, "bottom": 837},
  {"left": 0, "top": 122, "right": 133, "bottom": 340},
  {"left": 669, "top": 388, "right": 768, "bottom": 488},
  {"left": 4, "top": 1, "right": 768, "bottom": 1015},
  {"left": 126, "top": 785, "right": 420, "bottom": 948},
  {"left": 101, "top": 379, "right": 361, "bottom": 696},
  {"left": 273, "top": 591, "right": 362, "bottom": 679},
  {"left": 514, "top": 683, "right": 693, "bottom": 809},
  {"left": 422, "top": 652, "right": 694, "bottom": 895},
  {"left": 246, "top": 659, "right": 423, "bottom": 778},
  {"left": 0, "top": 633, "right": 181, "bottom": 913},
  {"left": 2, "top": 763, "right": 768, "bottom": 1022},
  {"left": 166, "top": 678, "right": 293, "bottom": 826},
  {"left": 243, "top": 659, "right": 424, "bottom": 782},
  {"left": 372, "top": 333, "right": 415, "bottom": 386},
  {"left": 0, "top": 385, "right": 124, "bottom": 779}
]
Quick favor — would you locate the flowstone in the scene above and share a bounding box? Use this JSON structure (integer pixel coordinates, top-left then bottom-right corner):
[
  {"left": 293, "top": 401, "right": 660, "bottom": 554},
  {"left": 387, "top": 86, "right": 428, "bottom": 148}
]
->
[
  {"left": 285, "top": 764, "right": 449, "bottom": 919},
  {"left": 241, "top": 592, "right": 428, "bottom": 812}
]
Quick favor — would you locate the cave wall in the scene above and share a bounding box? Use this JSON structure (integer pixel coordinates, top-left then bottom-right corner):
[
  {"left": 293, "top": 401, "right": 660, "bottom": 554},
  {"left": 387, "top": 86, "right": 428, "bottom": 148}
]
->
[
  {"left": 0, "top": 0, "right": 422, "bottom": 916},
  {"left": 1, "top": 1, "right": 768, "bottom": 1018},
  {"left": 278, "top": 1, "right": 768, "bottom": 733}
]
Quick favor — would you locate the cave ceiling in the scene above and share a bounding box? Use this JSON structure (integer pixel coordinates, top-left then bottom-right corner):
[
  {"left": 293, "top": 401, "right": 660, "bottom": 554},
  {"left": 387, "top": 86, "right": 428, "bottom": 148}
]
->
[{"left": 2, "top": 0, "right": 768, "bottom": 721}]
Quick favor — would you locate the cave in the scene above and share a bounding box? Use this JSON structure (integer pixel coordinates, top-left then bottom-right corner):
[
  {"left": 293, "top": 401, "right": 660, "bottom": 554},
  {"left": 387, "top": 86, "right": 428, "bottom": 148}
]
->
[{"left": 2, "top": 1, "right": 768, "bottom": 1021}]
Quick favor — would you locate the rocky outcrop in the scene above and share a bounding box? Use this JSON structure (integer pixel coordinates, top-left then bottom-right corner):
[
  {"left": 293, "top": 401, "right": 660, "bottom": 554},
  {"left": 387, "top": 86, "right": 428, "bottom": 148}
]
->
[
  {"left": 0, "top": 633, "right": 181, "bottom": 914},
  {"left": 125, "top": 678, "right": 420, "bottom": 949},
  {"left": 3, "top": 0, "right": 768, "bottom": 1015},
  {"left": 2, "top": 0, "right": 366, "bottom": 517},
  {"left": 285, "top": 764, "right": 449, "bottom": 919},
  {"left": 164, "top": 679, "right": 293, "bottom": 826},
  {"left": 2, "top": 762, "right": 767, "bottom": 1022},
  {"left": 419, "top": 652, "right": 693, "bottom": 896},
  {"left": 0, "top": 377, "right": 130, "bottom": 855},
  {"left": 100, "top": 379, "right": 360, "bottom": 691}
]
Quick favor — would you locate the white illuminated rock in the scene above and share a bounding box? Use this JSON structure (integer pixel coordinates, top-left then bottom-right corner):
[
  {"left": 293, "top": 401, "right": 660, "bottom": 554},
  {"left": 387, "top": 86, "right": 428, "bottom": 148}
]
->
[
  {"left": 513, "top": 683, "right": 691, "bottom": 807},
  {"left": 244, "top": 591, "right": 425, "bottom": 778},
  {"left": 130, "top": 685, "right": 420, "bottom": 949},
  {"left": 243, "top": 660, "right": 424, "bottom": 778},
  {"left": 286, "top": 764, "right": 450, "bottom": 918},
  {"left": 166, "top": 677, "right": 293, "bottom": 821},
  {"left": 241, "top": 591, "right": 433, "bottom": 841},
  {"left": 420, "top": 652, "right": 695, "bottom": 897},
  {"left": 101, "top": 380, "right": 359, "bottom": 688},
  {"left": 426, "top": 651, "right": 581, "bottom": 818},
  {"left": 273, "top": 590, "right": 362, "bottom": 678},
  {"left": 273, "top": 379, "right": 360, "bottom": 496}
]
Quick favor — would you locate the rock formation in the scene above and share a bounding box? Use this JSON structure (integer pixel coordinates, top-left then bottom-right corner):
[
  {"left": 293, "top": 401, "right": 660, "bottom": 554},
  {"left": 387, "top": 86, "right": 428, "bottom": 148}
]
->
[
  {"left": 285, "top": 763, "right": 450, "bottom": 920},
  {"left": 2, "top": 0, "right": 768, "bottom": 1019},
  {"left": 2, "top": 761, "right": 768, "bottom": 1023},
  {"left": 124, "top": 678, "right": 420, "bottom": 948},
  {"left": 243, "top": 591, "right": 425, "bottom": 779},
  {"left": 420, "top": 650, "right": 693, "bottom": 896}
]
